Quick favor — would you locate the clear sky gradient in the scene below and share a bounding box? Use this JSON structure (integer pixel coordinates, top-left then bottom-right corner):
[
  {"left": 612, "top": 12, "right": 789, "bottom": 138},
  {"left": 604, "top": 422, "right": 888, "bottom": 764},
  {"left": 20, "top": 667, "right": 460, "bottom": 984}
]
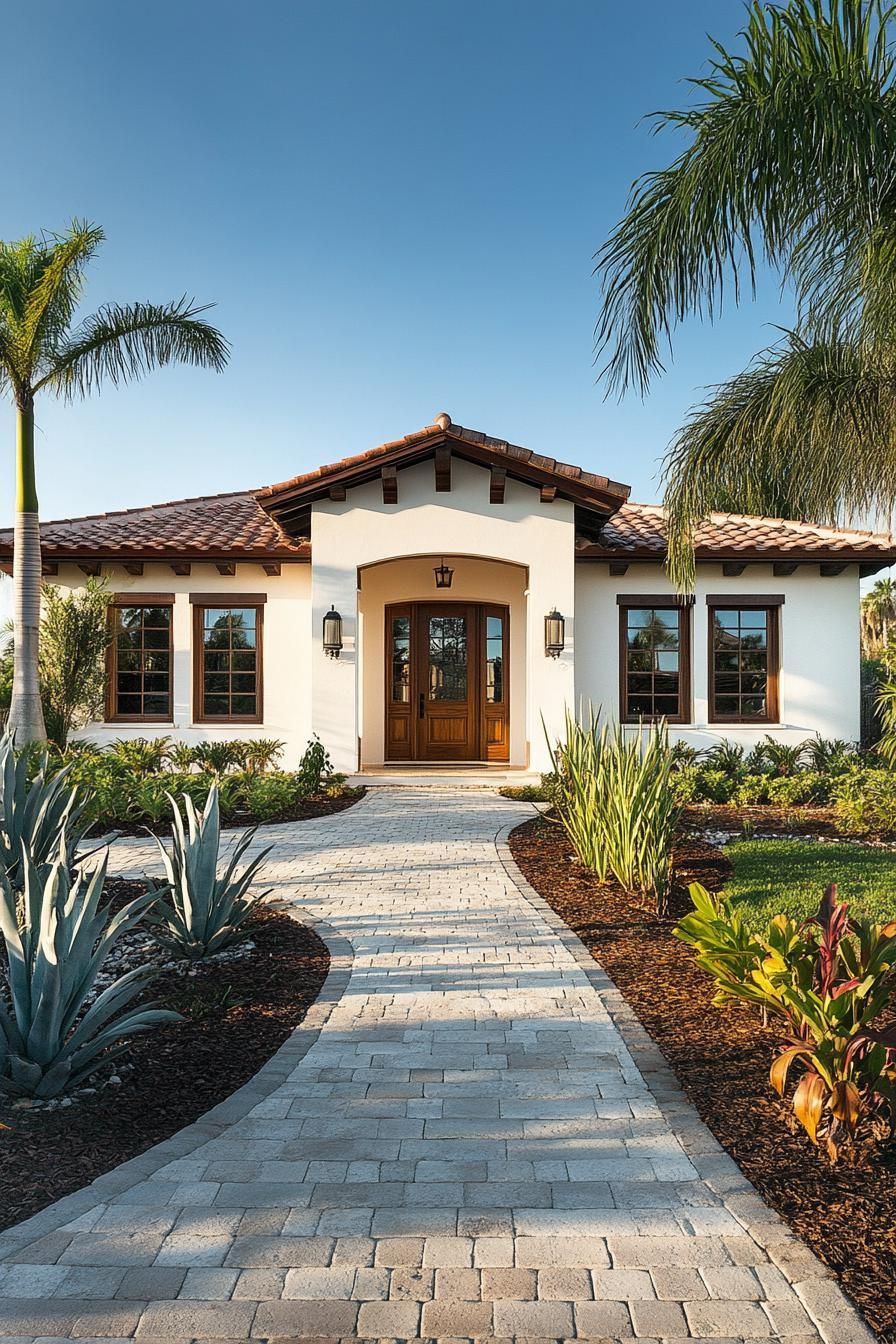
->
[{"left": 1, "top": 0, "right": 792, "bottom": 526}]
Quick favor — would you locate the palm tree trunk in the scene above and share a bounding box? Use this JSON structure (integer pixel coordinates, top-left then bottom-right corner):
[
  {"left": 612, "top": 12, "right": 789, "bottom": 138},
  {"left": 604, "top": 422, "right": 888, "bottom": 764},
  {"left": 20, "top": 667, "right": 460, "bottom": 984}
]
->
[{"left": 7, "top": 401, "right": 46, "bottom": 745}]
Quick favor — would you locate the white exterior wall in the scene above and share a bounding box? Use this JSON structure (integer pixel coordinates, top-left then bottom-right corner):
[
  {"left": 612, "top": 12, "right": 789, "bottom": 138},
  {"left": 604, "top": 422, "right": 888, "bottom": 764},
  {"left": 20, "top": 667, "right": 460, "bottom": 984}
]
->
[
  {"left": 310, "top": 457, "right": 576, "bottom": 773},
  {"left": 53, "top": 562, "right": 314, "bottom": 766},
  {"left": 575, "top": 561, "right": 862, "bottom": 746}
]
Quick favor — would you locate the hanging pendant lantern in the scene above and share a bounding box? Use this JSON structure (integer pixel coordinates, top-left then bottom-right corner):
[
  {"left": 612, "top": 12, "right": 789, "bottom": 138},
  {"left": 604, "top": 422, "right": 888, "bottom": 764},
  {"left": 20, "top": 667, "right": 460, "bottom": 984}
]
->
[{"left": 433, "top": 558, "right": 454, "bottom": 589}]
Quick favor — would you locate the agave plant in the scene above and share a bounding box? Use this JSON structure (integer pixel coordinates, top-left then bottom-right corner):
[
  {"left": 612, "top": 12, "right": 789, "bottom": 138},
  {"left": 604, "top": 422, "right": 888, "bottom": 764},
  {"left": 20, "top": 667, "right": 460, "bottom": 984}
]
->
[
  {"left": 0, "top": 734, "right": 92, "bottom": 886},
  {"left": 0, "top": 839, "right": 178, "bottom": 1098},
  {"left": 676, "top": 883, "right": 896, "bottom": 1159},
  {"left": 147, "top": 784, "right": 272, "bottom": 960}
]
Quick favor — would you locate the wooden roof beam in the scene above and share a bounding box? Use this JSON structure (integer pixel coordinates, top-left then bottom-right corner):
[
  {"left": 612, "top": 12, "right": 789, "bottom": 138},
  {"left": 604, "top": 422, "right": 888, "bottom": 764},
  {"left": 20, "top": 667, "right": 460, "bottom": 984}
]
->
[
  {"left": 382, "top": 466, "right": 398, "bottom": 504},
  {"left": 434, "top": 446, "right": 451, "bottom": 492},
  {"left": 772, "top": 561, "right": 798, "bottom": 576},
  {"left": 489, "top": 466, "right": 506, "bottom": 505}
]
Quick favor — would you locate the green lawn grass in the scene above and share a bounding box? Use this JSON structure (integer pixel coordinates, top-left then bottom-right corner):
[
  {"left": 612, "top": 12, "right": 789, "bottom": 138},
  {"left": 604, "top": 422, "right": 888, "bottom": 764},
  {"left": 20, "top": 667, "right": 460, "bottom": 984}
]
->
[{"left": 723, "top": 839, "right": 896, "bottom": 928}]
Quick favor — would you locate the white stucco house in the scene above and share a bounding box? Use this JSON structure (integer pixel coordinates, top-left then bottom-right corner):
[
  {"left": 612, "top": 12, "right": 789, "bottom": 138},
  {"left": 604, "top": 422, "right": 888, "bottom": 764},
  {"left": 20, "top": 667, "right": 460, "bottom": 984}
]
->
[{"left": 1, "top": 412, "right": 894, "bottom": 775}]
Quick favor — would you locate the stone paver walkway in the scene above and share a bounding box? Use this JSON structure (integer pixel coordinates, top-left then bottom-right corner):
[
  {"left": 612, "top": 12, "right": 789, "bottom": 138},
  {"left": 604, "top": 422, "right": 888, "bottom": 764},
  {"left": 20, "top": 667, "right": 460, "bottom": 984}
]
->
[{"left": 0, "top": 788, "right": 871, "bottom": 1342}]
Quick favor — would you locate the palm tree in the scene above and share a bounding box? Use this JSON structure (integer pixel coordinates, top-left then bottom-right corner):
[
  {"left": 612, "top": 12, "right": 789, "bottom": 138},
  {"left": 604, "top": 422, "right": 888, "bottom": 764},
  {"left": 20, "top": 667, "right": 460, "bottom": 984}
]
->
[
  {"left": 0, "top": 222, "right": 228, "bottom": 743},
  {"left": 861, "top": 575, "right": 896, "bottom": 656},
  {"left": 595, "top": 0, "right": 896, "bottom": 585}
]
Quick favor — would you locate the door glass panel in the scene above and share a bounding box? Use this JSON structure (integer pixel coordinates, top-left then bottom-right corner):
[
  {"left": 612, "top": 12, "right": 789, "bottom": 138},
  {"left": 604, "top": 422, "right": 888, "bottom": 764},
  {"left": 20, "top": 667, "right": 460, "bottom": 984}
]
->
[
  {"left": 486, "top": 614, "right": 504, "bottom": 704},
  {"left": 391, "top": 616, "right": 410, "bottom": 703},
  {"left": 427, "top": 615, "right": 467, "bottom": 700}
]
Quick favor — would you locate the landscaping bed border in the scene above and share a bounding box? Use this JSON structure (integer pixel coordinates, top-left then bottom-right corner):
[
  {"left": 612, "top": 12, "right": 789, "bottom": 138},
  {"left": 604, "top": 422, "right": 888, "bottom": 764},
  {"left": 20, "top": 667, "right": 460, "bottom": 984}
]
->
[
  {"left": 0, "top": 912, "right": 353, "bottom": 1262},
  {"left": 498, "top": 816, "right": 880, "bottom": 1344}
]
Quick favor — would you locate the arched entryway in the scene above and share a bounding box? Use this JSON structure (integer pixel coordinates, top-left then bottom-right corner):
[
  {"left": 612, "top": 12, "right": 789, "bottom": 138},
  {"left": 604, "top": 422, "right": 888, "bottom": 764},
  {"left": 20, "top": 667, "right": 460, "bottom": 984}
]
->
[{"left": 357, "top": 554, "right": 528, "bottom": 768}]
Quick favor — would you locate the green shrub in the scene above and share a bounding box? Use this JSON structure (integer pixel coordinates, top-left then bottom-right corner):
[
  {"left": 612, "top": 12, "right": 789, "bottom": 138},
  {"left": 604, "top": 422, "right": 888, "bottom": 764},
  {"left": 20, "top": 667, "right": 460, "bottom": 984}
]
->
[
  {"left": 297, "top": 736, "right": 331, "bottom": 795},
  {"left": 703, "top": 742, "right": 746, "bottom": 775},
  {"left": 671, "top": 763, "right": 702, "bottom": 805},
  {"left": 548, "top": 709, "right": 682, "bottom": 914},
  {"left": 694, "top": 768, "right": 737, "bottom": 805},
  {"left": 675, "top": 883, "right": 896, "bottom": 1159},
  {"left": 0, "top": 839, "right": 178, "bottom": 1097},
  {"left": 191, "top": 741, "right": 248, "bottom": 775},
  {"left": 733, "top": 773, "right": 770, "bottom": 806},
  {"left": 240, "top": 772, "right": 304, "bottom": 821},
  {"left": 832, "top": 768, "right": 896, "bottom": 834},
  {"left": 243, "top": 738, "right": 286, "bottom": 774},
  {"left": 147, "top": 785, "right": 272, "bottom": 960},
  {"left": 167, "top": 743, "right": 198, "bottom": 772},
  {"left": 106, "top": 737, "right": 171, "bottom": 778},
  {"left": 766, "top": 772, "right": 831, "bottom": 806}
]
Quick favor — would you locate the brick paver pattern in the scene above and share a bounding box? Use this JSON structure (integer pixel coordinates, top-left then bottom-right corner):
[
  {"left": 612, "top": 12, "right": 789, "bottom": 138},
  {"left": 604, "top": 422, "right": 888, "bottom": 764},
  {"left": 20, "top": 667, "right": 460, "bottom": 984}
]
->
[{"left": 0, "top": 788, "right": 868, "bottom": 1342}]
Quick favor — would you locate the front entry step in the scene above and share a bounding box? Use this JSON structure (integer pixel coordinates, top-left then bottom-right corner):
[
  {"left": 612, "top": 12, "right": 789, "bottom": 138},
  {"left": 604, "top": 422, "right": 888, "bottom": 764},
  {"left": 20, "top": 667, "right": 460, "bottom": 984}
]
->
[{"left": 351, "top": 766, "right": 541, "bottom": 787}]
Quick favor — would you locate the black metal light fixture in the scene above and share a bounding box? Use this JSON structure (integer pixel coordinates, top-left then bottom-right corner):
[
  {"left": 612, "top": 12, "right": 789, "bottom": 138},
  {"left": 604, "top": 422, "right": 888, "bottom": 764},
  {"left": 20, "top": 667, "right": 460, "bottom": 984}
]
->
[
  {"left": 433, "top": 558, "right": 454, "bottom": 590},
  {"left": 322, "top": 606, "right": 343, "bottom": 658},
  {"left": 545, "top": 609, "right": 565, "bottom": 658}
]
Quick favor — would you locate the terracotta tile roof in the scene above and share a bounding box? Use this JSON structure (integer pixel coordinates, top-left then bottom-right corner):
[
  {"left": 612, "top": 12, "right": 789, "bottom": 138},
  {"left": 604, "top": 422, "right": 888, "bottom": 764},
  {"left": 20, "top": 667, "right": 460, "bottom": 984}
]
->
[
  {"left": 257, "top": 415, "right": 631, "bottom": 513},
  {"left": 0, "top": 490, "right": 309, "bottom": 561},
  {"left": 577, "top": 502, "right": 896, "bottom": 561}
]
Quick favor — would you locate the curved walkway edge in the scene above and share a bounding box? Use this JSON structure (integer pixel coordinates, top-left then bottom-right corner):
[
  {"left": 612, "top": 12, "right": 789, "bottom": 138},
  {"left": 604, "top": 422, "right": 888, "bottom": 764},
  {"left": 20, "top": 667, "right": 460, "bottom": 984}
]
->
[{"left": 0, "top": 787, "right": 875, "bottom": 1343}]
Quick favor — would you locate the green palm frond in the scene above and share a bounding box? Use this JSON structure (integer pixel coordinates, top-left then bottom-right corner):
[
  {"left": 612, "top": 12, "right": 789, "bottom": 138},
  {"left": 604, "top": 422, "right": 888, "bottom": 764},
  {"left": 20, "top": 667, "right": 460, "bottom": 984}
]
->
[
  {"left": 595, "top": 0, "right": 896, "bottom": 395},
  {"left": 37, "top": 297, "right": 231, "bottom": 399},
  {"left": 662, "top": 331, "right": 896, "bottom": 586},
  {"left": 23, "top": 221, "right": 104, "bottom": 369}
]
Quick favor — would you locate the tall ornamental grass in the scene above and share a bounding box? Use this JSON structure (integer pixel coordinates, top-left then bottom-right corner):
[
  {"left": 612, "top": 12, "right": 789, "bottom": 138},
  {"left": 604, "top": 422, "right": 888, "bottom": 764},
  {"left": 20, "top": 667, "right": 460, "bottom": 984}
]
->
[{"left": 548, "top": 708, "right": 682, "bottom": 914}]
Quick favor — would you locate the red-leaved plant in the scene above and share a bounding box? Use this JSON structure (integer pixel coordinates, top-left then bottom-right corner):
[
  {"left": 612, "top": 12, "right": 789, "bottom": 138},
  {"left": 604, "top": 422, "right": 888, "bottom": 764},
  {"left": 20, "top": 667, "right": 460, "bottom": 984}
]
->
[{"left": 676, "top": 883, "right": 896, "bottom": 1160}]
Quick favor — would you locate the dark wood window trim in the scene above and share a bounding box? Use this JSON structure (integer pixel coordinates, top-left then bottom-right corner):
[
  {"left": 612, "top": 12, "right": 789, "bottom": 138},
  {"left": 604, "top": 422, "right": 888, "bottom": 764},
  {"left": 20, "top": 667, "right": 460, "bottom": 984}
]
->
[
  {"left": 706, "top": 593, "right": 785, "bottom": 608},
  {"left": 616, "top": 593, "right": 696, "bottom": 607},
  {"left": 192, "top": 602, "right": 264, "bottom": 724},
  {"left": 708, "top": 604, "right": 780, "bottom": 725},
  {"left": 188, "top": 592, "right": 268, "bottom": 605},
  {"left": 110, "top": 592, "right": 175, "bottom": 606},
  {"left": 618, "top": 601, "right": 692, "bottom": 725},
  {"left": 106, "top": 598, "right": 174, "bottom": 724}
]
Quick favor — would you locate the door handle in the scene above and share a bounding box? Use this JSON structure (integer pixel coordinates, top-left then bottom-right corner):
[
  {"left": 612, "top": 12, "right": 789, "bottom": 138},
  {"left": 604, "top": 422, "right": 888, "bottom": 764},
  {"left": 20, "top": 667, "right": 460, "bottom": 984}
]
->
[{"left": 418, "top": 692, "right": 425, "bottom": 719}]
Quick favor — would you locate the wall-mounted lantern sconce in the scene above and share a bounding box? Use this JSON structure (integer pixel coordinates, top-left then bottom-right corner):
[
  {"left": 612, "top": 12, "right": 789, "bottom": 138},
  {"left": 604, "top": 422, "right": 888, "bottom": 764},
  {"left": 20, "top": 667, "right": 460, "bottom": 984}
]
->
[
  {"left": 322, "top": 606, "right": 343, "bottom": 658},
  {"left": 545, "top": 609, "right": 565, "bottom": 658},
  {"left": 433, "top": 558, "right": 454, "bottom": 590}
]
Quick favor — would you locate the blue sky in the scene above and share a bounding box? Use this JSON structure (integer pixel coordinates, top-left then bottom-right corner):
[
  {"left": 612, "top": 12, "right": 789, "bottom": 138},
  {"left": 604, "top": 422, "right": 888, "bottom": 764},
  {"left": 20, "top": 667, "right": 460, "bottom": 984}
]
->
[{"left": 0, "top": 0, "right": 791, "bottom": 525}]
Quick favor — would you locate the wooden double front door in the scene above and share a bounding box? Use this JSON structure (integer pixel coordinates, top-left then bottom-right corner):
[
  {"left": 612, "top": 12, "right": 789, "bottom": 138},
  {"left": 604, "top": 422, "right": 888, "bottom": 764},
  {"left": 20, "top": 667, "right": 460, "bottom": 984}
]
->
[{"left": 385, "top": 603, "right": 509, "bottom": 762}]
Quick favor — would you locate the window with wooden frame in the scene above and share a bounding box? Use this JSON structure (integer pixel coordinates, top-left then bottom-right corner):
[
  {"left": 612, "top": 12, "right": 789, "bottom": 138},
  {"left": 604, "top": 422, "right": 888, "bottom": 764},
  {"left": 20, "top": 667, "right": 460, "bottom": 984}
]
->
[
  {"left": 191, "top": 596, "right": 265, "bottom": 723},
  {"left": 618, "top": 596, "right": 691, "bottom": 723},
  {"left": 708, "top": 596, "right": 781, "bottom": 724},
  {"left": 107, "top": 596, "right": 174, "bottom": 723}
]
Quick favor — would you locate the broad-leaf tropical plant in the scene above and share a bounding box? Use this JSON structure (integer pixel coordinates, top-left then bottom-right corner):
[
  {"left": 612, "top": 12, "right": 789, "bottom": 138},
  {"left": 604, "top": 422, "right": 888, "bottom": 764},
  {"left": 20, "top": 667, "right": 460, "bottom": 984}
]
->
[
  {"left": 0, "top": 221, "right": 228, "bottom": 743},
  {"left": 675, "top": 882, "right": 896, "bottom": 1157},
  {"left": 595, "top": 0, "right": 896, "bottom": 585}
]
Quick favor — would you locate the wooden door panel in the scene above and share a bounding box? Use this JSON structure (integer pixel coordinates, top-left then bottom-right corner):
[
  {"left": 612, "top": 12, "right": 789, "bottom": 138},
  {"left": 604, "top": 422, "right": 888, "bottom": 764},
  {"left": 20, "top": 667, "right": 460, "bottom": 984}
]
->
[
  {"left": 384, "top": 601, "right": 510, "bottom": 763},
  {"left": 417, "top": 604, "right": 476, "bottom": 760}
]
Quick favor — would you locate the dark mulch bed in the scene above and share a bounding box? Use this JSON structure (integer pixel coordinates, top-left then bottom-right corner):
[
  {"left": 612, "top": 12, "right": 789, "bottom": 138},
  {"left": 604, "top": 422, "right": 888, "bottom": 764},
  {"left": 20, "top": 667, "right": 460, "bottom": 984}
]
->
[
  {"left": 86, "top": 787, "right": 365, "bottom": 839},
  {"left": 509, "top": 815, "right": 896, "bottom": 1341},
  {"left": 682, "top": 802, "right": 845, "bottom": 837},
  {"left": 0, "top": 890, "right": 330, "bottom": 1232}
]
